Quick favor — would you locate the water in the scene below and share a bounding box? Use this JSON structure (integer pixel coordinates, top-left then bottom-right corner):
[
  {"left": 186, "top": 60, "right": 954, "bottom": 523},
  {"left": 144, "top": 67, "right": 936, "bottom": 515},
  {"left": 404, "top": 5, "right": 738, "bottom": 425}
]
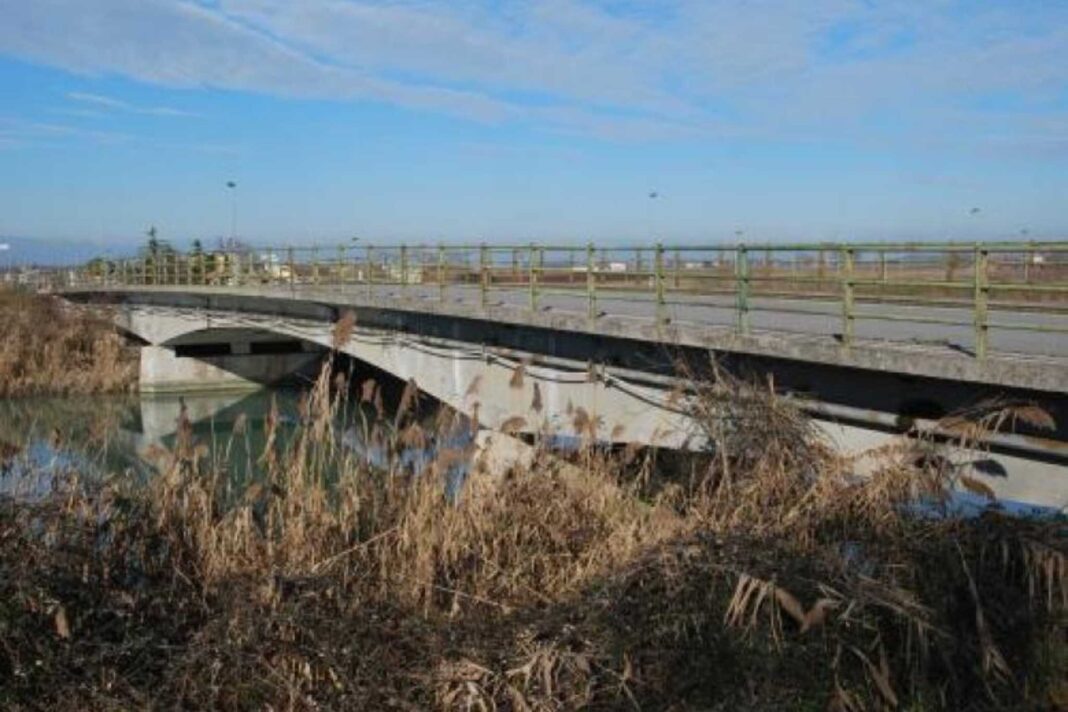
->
[
  {"left": 0, "top": 387, "right": 472, "bottom": 500},
  {"left": 2, "top": 389, "right": 1057, "bottom": 517},
  {"left": 0, "top": 390, "right": 278, "bottom": 494}
]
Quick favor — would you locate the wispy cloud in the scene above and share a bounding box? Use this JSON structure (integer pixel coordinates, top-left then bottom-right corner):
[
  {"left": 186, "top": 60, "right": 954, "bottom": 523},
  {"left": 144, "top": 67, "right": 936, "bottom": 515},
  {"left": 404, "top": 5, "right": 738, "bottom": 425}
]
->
[
  {"left": 0, "top": 116, "right": 133, "bottom": 148},
  {"left": 0, "top": 0, "right": 1064, "bottom": 144},
  {"left": 67, "top": 91, "right": 199, "bottom": 117}
]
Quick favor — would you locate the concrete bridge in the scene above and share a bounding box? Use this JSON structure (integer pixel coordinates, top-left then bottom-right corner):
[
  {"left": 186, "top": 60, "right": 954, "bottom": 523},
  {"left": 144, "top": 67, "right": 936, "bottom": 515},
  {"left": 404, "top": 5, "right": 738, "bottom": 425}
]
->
[{"left": 51, "top": 239, "right": 1068, "bottom": 508}]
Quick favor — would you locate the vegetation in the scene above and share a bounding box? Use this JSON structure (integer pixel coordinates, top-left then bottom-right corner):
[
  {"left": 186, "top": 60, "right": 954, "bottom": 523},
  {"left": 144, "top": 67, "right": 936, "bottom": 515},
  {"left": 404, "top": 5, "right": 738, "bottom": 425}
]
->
[
  {"left": 0, "top": 290, "right": 136, "bottom": 398},
  {"left": 0, "top": 336, "right": 1064, "bottom": 709}
]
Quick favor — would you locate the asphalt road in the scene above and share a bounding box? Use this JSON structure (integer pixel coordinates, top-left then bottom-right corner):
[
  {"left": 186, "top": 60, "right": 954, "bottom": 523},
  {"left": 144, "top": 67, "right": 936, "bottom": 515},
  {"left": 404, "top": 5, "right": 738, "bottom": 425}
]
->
[{"left": 261, "top": 282, "right": 1068, "bottom": 360}]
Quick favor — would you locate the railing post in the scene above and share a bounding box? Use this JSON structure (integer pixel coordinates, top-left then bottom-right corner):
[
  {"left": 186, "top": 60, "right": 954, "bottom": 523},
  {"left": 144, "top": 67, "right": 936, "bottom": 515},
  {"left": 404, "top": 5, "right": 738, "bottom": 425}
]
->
[
  {"left": 337, "top": 245, "right": 346, "bottom": 284},
  {"left": 655, "top": 242, "right": 666, "bottom": 327},
  {"left": 974, "top": 244, "right": 989, "bottom": 360},
  {"left": 879, "top": 250, "right": 888, "bottom": 283},
  {"left": 841, "top": 247, "right": 855, "bottom": 349},
  {"left": 400, "top": 243, "right": 408, "bottom": 292},
  {"left": 437, "top": 243, "right": 446, "bottom": 303},
  {"left": 365, "top": 245, "right": 373, "bottom": 299},
  {"left": 586, "top": 241, "right": 597, "bottom": 324},
  {"left": 479, "top": 243, "right": 488, "bottom": 309},
  {"left": 1023, "top": 241, "right": 1034, "bottom": 283},
  {"left": 312, "top": 247, "right": 320, "bottom": 285},
  {"left": 673, "top": 248, "right": 681, "bottom": 288},
  {"left": 511, "top": 248, "right": 519, "bottom": 283},
  {"left": 287, "top": 247, "right": 295, "bottom": 290},
  {"left": 736, "top": 245, "right": 750, "bottom": 334},
  {"left": 528, "top": 242, "right": 539, "bottom": 313}
]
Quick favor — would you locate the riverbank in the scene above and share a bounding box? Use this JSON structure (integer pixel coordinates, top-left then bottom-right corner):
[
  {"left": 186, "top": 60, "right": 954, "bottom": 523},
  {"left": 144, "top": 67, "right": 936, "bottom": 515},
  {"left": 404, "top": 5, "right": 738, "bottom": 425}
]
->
[
  {"left": 0, "top": 361, "right": 1064, "bottom": 710},
  {"left": 0, "top": 290, "right": 136, "bottom": 398}
]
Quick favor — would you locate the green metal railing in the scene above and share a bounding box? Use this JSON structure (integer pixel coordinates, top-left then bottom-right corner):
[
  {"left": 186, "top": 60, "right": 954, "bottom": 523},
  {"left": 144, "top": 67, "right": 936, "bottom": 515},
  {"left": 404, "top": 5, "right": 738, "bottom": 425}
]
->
[{"left": 31, "top": 240, "right": 1068, "bottom": 361}]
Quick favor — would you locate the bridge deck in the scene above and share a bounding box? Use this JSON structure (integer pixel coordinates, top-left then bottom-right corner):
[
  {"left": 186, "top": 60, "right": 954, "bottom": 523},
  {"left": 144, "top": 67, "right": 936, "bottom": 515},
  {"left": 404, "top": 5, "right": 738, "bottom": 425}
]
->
[{"left": 66, "top": 282, "right": 1068, "bottom": 394}]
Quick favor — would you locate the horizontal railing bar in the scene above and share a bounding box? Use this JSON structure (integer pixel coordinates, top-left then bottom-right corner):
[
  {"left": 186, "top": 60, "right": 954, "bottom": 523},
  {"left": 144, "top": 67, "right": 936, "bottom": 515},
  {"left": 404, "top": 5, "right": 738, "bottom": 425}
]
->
[
  {"left": 986, "top": 321, "right": 1068, "bottom": 334},
  {"left": 850, "top": 312, "right": 973, "bottom": 328}
]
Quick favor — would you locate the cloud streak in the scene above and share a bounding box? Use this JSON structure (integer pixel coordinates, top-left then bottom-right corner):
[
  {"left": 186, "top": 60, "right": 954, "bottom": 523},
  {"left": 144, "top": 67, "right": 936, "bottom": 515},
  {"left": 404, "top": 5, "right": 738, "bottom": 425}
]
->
[
  {"left": 67, "top": 91, "right": 200, "bottom": 117},
  {"left": 0, "top": 116, "right": 133, "bottom": 148},
  {"left": 0, "top": 0, "right": 1063, "bottom": 145}
]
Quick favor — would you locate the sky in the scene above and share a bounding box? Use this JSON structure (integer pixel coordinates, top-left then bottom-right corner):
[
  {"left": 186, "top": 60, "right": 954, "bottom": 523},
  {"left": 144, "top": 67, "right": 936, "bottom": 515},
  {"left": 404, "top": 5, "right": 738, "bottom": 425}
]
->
[{"left": 0, "top": 0, "right": 1065, "bottom": 252}]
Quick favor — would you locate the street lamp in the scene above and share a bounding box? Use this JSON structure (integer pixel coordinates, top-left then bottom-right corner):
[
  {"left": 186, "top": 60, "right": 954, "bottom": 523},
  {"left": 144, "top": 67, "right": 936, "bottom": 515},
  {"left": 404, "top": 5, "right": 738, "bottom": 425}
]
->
[
  {"left": 647, "top": 190, "right": 660, "bottom": 244},
  {"left": 226, "top": 181, "right": 237, "bottom": 243}
]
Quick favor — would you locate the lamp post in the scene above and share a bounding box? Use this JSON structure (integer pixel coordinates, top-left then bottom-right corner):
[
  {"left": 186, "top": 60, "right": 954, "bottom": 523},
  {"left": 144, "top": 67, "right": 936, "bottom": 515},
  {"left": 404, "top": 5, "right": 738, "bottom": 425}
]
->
[{"left": 226, "top": 181, "right": 237, "bottom": 243}]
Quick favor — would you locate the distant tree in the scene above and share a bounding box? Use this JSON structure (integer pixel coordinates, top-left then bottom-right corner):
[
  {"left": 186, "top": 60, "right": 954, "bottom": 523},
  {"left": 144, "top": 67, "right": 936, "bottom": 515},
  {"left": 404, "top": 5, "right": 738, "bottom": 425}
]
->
[
  {"left": 190, "top": 239, "right": 205, "bottom": 283},
  {"left": 86, "top": 256, "right": 111, "bottom": 278},
  {"left": 138, "top": 226, "right": 177, "bottom": 284}
]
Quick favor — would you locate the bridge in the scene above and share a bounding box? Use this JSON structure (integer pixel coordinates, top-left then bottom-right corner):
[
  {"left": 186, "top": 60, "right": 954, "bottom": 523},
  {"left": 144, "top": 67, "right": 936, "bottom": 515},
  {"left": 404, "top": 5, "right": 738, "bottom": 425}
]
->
[{"left": 45, "top": 240, "right": 1068, "bottom": 508}]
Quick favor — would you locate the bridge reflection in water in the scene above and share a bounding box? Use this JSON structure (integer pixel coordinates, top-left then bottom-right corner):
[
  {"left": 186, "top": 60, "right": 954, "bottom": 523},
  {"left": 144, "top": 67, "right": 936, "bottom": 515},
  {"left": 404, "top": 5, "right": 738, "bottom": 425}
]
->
[{"left": 0, "top": 385, "right": 473, "bottom": 502}]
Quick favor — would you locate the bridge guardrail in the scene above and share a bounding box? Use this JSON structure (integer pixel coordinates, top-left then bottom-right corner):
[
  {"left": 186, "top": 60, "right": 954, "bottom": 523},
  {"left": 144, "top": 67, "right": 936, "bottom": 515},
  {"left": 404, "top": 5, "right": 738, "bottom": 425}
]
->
[{"left": 29, "top": 240, "right": 1068, "bottom": 361}]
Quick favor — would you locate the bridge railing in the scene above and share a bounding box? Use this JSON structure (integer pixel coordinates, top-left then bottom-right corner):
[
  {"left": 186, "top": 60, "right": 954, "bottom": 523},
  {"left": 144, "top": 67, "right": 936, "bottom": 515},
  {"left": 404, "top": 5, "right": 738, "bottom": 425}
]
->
[{"left": 35, "top": 240, "right": 1068, "bottom": 361}]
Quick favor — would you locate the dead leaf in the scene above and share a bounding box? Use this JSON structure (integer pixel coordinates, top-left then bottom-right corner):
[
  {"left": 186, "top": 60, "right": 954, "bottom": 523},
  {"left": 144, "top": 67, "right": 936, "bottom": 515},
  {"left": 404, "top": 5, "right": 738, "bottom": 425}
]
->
[
  {"left": 960, "top": 475, "right": 997, "bottom": 501},
  {"left": 54, "top": 606, "right": 70, "bottom": 639}
]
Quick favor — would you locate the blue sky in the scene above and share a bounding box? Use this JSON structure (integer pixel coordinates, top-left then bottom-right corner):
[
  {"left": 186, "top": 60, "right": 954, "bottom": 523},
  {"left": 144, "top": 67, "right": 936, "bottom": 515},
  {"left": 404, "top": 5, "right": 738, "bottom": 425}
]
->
[{"left": 0, "top": 0, "right": 1065, "bottom": 251}]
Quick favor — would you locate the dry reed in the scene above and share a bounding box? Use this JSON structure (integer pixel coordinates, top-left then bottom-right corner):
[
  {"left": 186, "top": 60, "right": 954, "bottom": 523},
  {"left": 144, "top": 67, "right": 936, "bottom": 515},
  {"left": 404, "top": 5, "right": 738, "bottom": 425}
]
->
[
  {"left": 0, "top": 353, "right": 1065, "bottom": 710},
  {"left": 0, "top": 290, "right": 136, "bottom": 398}
]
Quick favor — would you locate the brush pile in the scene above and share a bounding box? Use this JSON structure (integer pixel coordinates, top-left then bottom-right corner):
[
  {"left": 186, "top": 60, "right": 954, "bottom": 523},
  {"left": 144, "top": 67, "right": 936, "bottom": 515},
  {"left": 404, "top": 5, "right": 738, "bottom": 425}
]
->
[
  {"left": 0, "top": 355, "right": 1065, "bottom": 710},
  {"left": 0, "top": 290, "right": 136, "bottom": 397}
]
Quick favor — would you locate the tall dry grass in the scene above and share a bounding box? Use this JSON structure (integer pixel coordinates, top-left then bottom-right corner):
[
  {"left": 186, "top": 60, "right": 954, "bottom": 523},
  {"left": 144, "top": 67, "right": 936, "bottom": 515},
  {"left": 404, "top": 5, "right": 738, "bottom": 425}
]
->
[
  {"left": 0, "top": 350, "right": 1065, "bottom": 710},
  {"left": 0, "top": 290, "right": 136, "bottom": 398}
]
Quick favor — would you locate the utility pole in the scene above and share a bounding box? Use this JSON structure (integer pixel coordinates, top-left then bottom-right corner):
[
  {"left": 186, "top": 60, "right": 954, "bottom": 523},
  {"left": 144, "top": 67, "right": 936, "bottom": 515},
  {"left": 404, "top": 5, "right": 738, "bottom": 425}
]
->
[{"left": 227, "top": 181, "right": 237, "bottom": 243}]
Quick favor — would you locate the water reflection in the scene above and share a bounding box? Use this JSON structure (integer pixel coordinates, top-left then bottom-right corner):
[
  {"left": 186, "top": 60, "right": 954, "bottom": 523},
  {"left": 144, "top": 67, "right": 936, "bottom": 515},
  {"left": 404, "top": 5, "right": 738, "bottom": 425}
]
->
[{"left": 0, "top": 387, "right": 473, "bottom": 500}]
